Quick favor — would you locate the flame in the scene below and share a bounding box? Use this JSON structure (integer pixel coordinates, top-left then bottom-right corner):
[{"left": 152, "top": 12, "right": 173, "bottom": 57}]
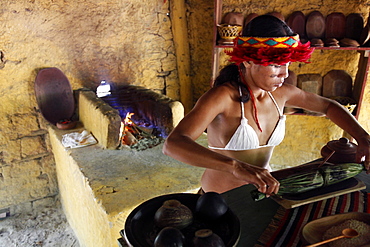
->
[
  {"left": 121, "top": 112, "right": 137, "bottom": 145},
  {"left": 124, "top": 112, "right": 134, "bottom": 126}
]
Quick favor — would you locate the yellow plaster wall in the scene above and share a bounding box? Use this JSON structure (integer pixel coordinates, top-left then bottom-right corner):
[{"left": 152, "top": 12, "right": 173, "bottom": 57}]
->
[
  {"left": 0, "top": 0, "right": 178, "bottom": 210},
  {"left": 358, "top": 73, "right": 370, "bottom": 131}
]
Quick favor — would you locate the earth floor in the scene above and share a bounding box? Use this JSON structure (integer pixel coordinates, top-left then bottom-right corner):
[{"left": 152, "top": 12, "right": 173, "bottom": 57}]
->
[{"left": 0, "top": 199, "right": 79, "bottom": 247}]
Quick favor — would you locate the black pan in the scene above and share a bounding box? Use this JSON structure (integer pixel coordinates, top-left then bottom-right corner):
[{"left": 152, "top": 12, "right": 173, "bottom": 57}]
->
[{"left": 123, "top": 193, "right": 240, "bottom": 247}]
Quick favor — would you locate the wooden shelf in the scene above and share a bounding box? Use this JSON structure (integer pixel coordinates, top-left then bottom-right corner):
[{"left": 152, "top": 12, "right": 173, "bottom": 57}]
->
[{"left": 211, "top": 0, "right": 369, "bottom": 119}]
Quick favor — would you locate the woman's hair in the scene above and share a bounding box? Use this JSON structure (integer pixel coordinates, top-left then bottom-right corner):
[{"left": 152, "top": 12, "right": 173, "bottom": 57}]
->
[
  {"left": 243, "top": 15, "right": 295, "bottom": 37},
  {"left": 214, "top": 63, "right": 239, "bottom": 87},
  {"left": 213, "top": 63, "right": 251, "bottom": 102},
  {"left": 213, "top": 15, "right": 295, "bottom": 101}
]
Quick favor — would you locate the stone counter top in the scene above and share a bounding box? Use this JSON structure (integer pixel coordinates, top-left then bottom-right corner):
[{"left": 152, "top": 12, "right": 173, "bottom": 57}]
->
[
  {"left": 48, "top": 124, "right": 206, "bottom": 247},
  {"left": 68, "top": 131, "right": 206, "bottom": 215}
]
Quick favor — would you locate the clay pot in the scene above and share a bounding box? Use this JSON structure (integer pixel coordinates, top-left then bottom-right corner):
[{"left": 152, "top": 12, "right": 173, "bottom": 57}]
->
[
  {"left": 222, "top": 12, "right": 244, "bottom": 26},
  {"left": 154, "top": 227, "right": 185, "bottom": 247},
  {"left": 154, "top": 199, "right": 193, "bottom": 229},
  {"left": 193, "top": 229, "right": 225, "bottom": 247},
  {"left": 321, "top": 137, "right": 357, "bottom": 163},
  {"left": 195, "top": 192, "right": 228, "bottom": 221}
]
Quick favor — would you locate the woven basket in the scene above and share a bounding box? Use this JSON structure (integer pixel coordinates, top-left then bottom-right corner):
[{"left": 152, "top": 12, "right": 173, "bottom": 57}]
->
[
  {"left": 331, "top": 96, "right": 357, "bottom": 113},
  {"left": 217, "top": 24, "right": 242, "bottom": 39}
]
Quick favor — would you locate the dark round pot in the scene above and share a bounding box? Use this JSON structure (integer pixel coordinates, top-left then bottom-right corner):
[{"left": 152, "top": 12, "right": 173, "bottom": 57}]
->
[
  {"left": 321, "top": 137, "right": 357, "bottom": 163},
  {"left": 154, "top": 199, "right": 193, "bottom": 229},
  {"left": 193, "top": 229, "right": 226, "bottom": 247}
]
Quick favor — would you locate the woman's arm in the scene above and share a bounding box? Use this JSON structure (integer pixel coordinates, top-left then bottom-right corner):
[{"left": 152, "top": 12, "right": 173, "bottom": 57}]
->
[
  {"left": 283, "top": 84, "right": 370, "bottom": 171},
  {"left": 163, "top": 86, "right": 280, "bottom": 195}
]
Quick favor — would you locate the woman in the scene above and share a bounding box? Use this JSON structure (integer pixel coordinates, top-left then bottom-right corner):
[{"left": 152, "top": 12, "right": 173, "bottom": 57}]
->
[{"left": 163, "top": 15, "right": 370, "bottom": 195}]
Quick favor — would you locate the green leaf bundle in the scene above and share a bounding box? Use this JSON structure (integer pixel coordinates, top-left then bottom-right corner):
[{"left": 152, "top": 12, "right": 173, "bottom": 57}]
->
[{"left": 251, "top": 163, "right": 364, "bottom": 201}]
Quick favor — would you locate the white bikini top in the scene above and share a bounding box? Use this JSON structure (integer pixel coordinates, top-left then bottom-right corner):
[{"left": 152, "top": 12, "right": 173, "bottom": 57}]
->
[{"left": 209, "top": 87, "right": 286, "bottom": 151}]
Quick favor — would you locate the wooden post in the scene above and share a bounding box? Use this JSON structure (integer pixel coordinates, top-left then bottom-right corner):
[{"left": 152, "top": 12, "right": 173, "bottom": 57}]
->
[{"left": 170, "top": 0, "right": 192, "bottom": 114}]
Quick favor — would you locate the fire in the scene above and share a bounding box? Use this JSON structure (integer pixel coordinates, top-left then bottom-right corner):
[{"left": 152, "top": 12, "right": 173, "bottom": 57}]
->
[
  {"left": 124, "top": 112, "right": 135, "bottom": 127},
  {"left": 122, "top": 112, "right": 137, "bottom": 146},
  {"left": 120, "top": 112, "right": 163, "bottom": 150}
]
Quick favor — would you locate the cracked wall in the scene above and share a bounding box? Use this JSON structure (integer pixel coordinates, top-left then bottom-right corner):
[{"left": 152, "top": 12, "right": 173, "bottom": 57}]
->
[{"left": 0, "top": 0, "right": 178, "bottom": 210}]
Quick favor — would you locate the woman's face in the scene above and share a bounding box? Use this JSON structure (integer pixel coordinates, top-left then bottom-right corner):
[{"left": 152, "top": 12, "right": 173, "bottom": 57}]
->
[{"left": 246, "top": 62, "right": 290, "bottom": 91}]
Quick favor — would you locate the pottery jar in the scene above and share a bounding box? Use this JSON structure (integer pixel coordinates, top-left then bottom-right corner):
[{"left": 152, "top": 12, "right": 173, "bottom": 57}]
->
[
  {"left": 320, "top": 137, "right": 357, "bottom": 163},
  {"left": 154, "top": 199, "right": 193, "bottom": 229},
  {"left": 193, "top": 229, "right": 225, "bottom": 247}
]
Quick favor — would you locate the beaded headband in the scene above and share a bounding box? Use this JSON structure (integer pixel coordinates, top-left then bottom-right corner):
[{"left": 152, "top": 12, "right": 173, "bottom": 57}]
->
[
  {"left": 226, "top": 34, "right": 314, "bottom": 66},
  {"left": 236, "top": 35, "right": 299, "bottom": 48}
]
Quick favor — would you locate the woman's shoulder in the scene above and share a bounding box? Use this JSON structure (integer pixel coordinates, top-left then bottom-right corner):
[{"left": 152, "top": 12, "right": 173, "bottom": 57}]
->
[
  {"left": 194, "top": 82, "right": 239, "bottom": 111},
  {"left": 203, "top": 82, "right": 239, "bottom": 100},
  {"left": 273, "top": 83, "right": 302, "bottom": 98}
]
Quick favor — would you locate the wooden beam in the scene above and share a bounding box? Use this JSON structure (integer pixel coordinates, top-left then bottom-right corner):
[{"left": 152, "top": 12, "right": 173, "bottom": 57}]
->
[{"left": 170, "top": 0, "right": 192, "bottom": 113}]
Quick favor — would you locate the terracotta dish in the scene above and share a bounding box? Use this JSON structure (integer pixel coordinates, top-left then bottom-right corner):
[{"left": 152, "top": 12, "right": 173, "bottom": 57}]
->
[
  {"left": 301, "top": 212, "right": 370, "bottom": 245},
  {"left": 244, "top": 13, "right": 258, "bottom": 28},
  {"left": 325, "top": 12, "right": 346, "bottom": 40},
  {"left": 359, "top": 24, "right": 370, "bottom": 45},
  {"left": 324, "top": 38, "right": 340, "bottom": 47},
  {"left": 322, "top": 70, "right": 353, "bottom": 98},
  {"left": 286, "top": 11, "right": 306, "bottom": 40},
  {"left": 34, "top": 67, "right": 75, "bottom": 125},
  {"left": 310, "top": 38, "right": 324, "bottom": 47},
  {"left": 223, "top": 12, "right": 244, "bottom": 25},
  {"left": 346, "top": 13, "right": 364, "bottom": 42},
  {"left": 306, "top": 11, "right": 326, "bottom": 39},
  {"left": 297, "top": 74, "right": 322, "bottom": 95},
  {"left": 267, "top": 11, "right": 284, "bottom": 21},
  {"left": 339, "top": 38, "right": 360, "bottom": 47}
]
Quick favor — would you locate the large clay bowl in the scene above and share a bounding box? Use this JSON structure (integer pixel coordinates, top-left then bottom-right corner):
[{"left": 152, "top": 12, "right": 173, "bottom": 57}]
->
[
  {"left": 322, "top": 70, "right": 353, "bottom": 98},
  {"left": 287, "top": 11, "right": 306, "bottom": 39},
  {"left": 124, "top": 193, "right": 240, "bottom": 247},
  {"left": 34, "top": 67, "right": 75, "bottom": 125},
  {"left": 325, "top": 12, "right": 346, "bottom": 40},
  {"left": 306, "top": 11, "right": 325, "bottom": 40},
  {"left": 346, "top": 13, "right": 364, "bottom": 42}
]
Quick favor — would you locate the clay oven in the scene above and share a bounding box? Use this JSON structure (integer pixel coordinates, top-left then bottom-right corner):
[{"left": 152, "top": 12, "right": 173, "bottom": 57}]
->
[{"left": 78, "top": 84, "right": 184, "bottom": 149}]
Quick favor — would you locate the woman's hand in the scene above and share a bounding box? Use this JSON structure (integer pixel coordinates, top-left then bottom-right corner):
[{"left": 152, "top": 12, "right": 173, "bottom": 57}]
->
[
  {"left": 356, "top": 135, "right": 370, "bottom": 173},
  {"left": 232, "top": 162, "right": 280, "bottom": 196}
]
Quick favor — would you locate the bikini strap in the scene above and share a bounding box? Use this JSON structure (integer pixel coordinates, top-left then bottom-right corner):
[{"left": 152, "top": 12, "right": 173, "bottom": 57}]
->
[
  {"left": 267, "top": 92, "right": 283, "bottom": 117},
  {"left": 238, "top": 86, "right": 246, "bottom": 118}
]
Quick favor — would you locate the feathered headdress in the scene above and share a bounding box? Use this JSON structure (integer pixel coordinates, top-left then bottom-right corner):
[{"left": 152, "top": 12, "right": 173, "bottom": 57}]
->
[{"left": 226, "top": 34, "right": 314, "bottom": 65}]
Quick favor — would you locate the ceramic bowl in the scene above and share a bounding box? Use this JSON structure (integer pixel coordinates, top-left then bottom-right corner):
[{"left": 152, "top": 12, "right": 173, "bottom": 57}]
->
[
  {"left": 124, "top": 193, "right": 240, "bottom": 247},
  {"left": 300, "top": 212, "right": 370, "bottom": 246}
]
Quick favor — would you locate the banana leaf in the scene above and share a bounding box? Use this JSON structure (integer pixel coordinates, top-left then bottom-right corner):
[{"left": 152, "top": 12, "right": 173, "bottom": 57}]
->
[{"left": 251, "top": 163, "right": 364, "bottom": 201}]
